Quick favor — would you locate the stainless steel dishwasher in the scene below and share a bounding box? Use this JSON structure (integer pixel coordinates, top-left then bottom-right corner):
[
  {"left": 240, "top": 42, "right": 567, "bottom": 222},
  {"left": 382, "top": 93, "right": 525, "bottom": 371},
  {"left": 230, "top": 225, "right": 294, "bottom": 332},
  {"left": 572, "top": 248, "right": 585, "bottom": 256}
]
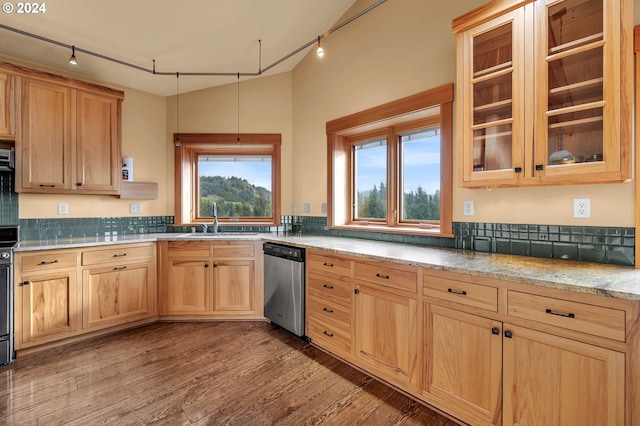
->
[{"left": 263, "top": 242, "right": 305, "bottom": 337}]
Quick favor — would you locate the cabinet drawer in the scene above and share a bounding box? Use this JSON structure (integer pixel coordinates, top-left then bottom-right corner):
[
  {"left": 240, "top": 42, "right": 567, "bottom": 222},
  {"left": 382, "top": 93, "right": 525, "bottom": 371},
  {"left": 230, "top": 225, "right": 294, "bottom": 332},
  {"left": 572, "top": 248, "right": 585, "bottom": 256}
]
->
[
  {"left": 167, "top": 241, "right": 211, "bottom": 258},
  {"left": 355, "top": 262, "right": 417, "bottom": 293},
  {"left": 308, "top": 252, "right": 351, "bottom": 277},
  {"left": 20, "top": 251, "right": 77, "bottom": 272},
  {"left": 82, "top": 244, "right": 154, "bottom": 266},
  {"left": 507, "top": 291, "right": 626, "bottom": 342},
  {"left": 423, "top": 273, "right": 498, "bottom": 312},
  {"left": 308, "top": 294, "right": 351, "bottom": 327},
  {"left": 307, "top": 273, "right": 351, "bottom": 304},
  {"left": 307, "top": 314, "right": 351, "bottom": 353},
  {"left": 213, "top": 243, "right": 255, "bottom": 258}
]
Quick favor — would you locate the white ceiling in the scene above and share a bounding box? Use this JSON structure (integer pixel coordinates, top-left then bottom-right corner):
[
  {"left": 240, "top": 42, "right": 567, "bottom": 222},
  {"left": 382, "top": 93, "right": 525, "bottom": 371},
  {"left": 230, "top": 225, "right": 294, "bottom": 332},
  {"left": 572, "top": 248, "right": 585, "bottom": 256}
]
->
[{"left": 0, "top": 0, "right": 359, "bottom": 96}]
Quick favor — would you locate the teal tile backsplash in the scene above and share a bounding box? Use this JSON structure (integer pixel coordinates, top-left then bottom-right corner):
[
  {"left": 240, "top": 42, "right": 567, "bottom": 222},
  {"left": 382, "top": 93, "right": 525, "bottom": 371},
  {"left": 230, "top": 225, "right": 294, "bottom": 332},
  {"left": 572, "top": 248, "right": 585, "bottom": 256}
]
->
[{"left": 15, "top": 212, "right": 635, "bottom": 267}]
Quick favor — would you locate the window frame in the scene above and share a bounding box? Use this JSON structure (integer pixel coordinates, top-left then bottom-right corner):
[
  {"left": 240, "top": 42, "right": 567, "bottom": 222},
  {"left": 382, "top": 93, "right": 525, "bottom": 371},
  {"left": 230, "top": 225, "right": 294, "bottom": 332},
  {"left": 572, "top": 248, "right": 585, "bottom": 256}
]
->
[
  {"left": 174, "top": 133, "right": 281, "bottom": 226},
  {"left": 326, "top": 84, "right": 453, "bottom": 236}
]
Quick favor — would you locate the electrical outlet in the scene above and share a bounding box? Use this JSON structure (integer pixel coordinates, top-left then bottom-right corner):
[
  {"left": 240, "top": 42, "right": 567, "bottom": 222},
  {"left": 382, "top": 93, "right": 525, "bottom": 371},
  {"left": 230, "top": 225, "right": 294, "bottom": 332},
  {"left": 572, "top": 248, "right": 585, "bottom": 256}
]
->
[
  {"left": 321, "top": 202, "right": 327, "bottom": 214},
  {"left": 292, "top": 203, "right": 297, "bottom": 213},
  {"left": 573, "top": 198, "right": 591, "bottom": 218},
  {"left": 463, "top": 200, "right": 474, "bottom": 216},
  {"left": 58, "top": 203, "right": 68, "bottom": 215},
  {"left": 303, "top": 203, "right": 311, "bottom": 213},
  {"left": 130, "top": 203, "right": 142, "bottom": 214}
]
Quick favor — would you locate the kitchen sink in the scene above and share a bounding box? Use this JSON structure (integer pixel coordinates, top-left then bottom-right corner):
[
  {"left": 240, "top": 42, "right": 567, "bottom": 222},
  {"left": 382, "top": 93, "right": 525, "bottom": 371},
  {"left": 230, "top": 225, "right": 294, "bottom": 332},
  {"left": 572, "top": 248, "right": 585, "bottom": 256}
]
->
[{"left": 174, "top": 233, "right": 259, "bottom": 239}]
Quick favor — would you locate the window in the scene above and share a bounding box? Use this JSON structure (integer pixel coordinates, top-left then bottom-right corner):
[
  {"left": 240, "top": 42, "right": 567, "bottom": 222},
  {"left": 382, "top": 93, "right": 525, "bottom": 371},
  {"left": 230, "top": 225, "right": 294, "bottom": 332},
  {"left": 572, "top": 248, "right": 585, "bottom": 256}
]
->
[
  {"left": 327, "top": 84, "right": 453, "bottom": 236},
  {"left": 174, "top": 134, "right": 281, "bottom": 225}
]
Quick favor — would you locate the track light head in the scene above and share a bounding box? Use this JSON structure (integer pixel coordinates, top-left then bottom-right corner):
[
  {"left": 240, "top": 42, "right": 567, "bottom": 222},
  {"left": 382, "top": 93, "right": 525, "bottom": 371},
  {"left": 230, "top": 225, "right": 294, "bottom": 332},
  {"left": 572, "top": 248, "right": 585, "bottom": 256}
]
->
[
  {"left": 69, "top": 46, "right": 78, "bottom": 65},
  {"left": 316, "top": 36, "right": 324, "bottom": 58}
]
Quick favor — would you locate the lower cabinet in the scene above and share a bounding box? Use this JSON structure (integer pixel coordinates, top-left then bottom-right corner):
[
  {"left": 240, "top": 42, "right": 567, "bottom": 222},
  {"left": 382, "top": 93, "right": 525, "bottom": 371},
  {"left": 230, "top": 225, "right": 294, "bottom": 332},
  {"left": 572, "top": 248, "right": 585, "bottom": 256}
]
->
[
  {"left": 82, "top": 261, "right": 155, "bottom": 330},
  {"left": 503, "top": 324, "right": 625, "bottom": 426},
  {"left": 423, "top": 305, "right": 502, "bottom": 425},
  {"left": 18, "top": 269, "right": 79, "bottom": 346},
  {"left": 159, "top": 240, "right": 262, "bottom": 318},
  {"left": 14, "top": 243, "right": 157, "bottom": 350},
  {"left": 166, "top": 260, "right": 212, "bottom": 314},
  {"left": 354, "top": 282, "right": 419, "bottom": 389}
]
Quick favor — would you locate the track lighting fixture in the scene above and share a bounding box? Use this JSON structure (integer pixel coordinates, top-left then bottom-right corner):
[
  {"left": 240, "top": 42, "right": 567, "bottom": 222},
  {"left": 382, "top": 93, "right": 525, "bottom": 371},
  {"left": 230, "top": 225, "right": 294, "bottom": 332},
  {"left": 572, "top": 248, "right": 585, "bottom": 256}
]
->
[
  {"left": 68, "top": 45, "right": 77, "bottom": 65},
  {"left": 316, "top": 36, "right": 324, "bottom": 58}
]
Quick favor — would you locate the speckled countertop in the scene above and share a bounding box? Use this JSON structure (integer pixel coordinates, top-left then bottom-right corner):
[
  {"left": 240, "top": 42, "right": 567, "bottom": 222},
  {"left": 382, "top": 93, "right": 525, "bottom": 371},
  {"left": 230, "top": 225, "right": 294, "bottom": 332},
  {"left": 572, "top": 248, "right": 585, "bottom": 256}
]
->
[{"left": 14, "top": 233, "right": 640, "bottom": 302}]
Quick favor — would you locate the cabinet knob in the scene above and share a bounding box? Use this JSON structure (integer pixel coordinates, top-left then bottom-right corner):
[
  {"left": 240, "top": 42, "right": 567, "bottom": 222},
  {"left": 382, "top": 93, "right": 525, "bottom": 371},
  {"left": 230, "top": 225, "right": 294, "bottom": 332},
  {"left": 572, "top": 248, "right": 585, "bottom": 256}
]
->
[
  {"left": 504, "top": 330, "right": 513, "bottom": 339},
  {"left": 535, "top": 164, "right": 544, "bottom": 171},
  {"left": 354, "top": 289, "right": 360, "bottom": 294},
  {"left": 76, "top": 182, "right": 84, "bottom": 186},
  {"left": 213, "top": 263, "right": 218, "bottom": 268},
  {"left": 491, "top": 327, "right": 500, "bottom": 335},
  {"left": 514, "top": 167, "right": 522, "bottom": 173},
  {"left": 21, "top": 280, "right": 30, "bottom": 286},
  {"left": 204, "top": 264, "right": 209, "bottom": 268}
]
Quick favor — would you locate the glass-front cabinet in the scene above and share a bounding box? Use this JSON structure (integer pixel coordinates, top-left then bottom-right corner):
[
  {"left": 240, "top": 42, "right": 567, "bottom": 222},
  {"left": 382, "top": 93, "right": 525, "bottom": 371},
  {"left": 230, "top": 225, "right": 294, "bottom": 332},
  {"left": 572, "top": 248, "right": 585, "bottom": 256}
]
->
[{"left": 454, "top": 0, "right": 631, "bottom": 188}]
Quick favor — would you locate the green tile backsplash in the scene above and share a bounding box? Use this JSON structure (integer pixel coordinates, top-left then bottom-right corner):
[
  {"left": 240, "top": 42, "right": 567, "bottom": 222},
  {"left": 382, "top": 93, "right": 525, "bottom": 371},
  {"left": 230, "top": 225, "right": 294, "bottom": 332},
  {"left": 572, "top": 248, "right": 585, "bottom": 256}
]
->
[
  {"left": 15, "top": 213, "right": 635, "bottom": 267},
  {"left": 0, "top": 172, "right": 18, "bottom": 226}
]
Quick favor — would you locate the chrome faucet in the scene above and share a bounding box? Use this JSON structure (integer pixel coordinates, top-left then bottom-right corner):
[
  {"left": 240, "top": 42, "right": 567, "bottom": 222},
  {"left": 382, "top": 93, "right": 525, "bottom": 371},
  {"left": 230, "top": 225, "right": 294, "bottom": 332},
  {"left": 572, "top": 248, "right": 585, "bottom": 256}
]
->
[{"left": 212, "top": 201, "right": 219, "bottom": 234}]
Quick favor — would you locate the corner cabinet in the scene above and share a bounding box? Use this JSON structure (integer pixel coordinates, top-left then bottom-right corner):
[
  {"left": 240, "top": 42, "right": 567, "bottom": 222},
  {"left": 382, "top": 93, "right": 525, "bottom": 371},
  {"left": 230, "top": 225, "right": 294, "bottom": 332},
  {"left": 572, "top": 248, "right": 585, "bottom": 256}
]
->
[
  {"left": 1, "top": 60, "right": 124, "bottom": 195},
  {"left": 454, "top": 0, "right": 632, "bottom": 187}
]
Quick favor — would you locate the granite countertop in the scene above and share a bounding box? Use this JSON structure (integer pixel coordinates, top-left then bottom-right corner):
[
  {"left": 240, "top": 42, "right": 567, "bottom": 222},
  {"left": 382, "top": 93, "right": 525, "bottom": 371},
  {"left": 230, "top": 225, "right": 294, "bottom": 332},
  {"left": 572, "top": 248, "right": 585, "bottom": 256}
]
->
[{"left": 14, "top": 233, "right": 640, "bottom": 302}]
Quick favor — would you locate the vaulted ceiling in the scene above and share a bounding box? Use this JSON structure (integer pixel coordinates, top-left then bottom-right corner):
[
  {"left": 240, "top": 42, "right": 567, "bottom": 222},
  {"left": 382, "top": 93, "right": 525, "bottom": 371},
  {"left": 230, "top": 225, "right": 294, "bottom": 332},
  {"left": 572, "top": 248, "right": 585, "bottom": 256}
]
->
[{"left": 0, "top": 0, "right": 359, "bottom": 96}]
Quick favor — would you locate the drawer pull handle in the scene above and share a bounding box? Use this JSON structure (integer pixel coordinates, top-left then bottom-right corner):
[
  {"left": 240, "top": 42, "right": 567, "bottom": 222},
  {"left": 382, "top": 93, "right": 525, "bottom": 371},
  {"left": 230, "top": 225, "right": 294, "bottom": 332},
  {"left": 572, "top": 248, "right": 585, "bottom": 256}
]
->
[
  {"left": 113, "top": 266, "right": 127, "bottom": 270},
  {"left": 323, "top": 331, "right": 334, "bottom": 337},
  {"left": 323, "top": 307, "right": 334, "bottom": 313},
  {"left": 448, "top": 288, "right": 467, "bottom": 296},
  {"left": 39, "top": 184, "right": 55, "bottom": 188},
  {"left": 545, "top": 308, "right": 575, "bottom": 319},
  {"left": 491, "top": 327, "right": 500, "bottom": 335},
  {"left": 375, "top": 273, "right": 390, "bottom": 279},
  {"left": 322, "top": 284, "right": 334, "bottom": 289},
  {"left": 38, "top": 260, "right": 59, "bottom": 265},
  {"left": 323, "top": 262, "right": 334, "bottom": 267},
  {"left": 112, "top": 253, "right": 127, "bottom": 257}
]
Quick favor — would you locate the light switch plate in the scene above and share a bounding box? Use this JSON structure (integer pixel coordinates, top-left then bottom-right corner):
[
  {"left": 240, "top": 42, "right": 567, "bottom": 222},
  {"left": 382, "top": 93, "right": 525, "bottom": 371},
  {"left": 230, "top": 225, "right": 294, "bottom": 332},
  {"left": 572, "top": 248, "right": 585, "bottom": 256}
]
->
[
  {"left": 303, "top": 203, "right": 311, "bottom": 213},
  {"left": 130, "top": 203, "right": 142, "bottom": 214},
  {"left": 58, "top": 203, "right": 68, "bottom": 215}
]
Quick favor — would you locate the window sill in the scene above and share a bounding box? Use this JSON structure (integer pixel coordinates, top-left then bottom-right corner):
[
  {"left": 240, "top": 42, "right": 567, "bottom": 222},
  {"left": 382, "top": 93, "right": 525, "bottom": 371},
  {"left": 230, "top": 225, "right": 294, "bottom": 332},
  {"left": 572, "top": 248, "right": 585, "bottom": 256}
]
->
[{"left": 330, "top": 224, "right": 454, "bottom": 239}]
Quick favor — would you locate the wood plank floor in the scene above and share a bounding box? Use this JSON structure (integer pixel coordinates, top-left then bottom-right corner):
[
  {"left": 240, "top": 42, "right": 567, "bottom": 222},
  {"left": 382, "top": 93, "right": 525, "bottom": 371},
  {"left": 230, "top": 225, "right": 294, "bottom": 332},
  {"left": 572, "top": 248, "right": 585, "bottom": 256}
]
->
[{"left": 0, "top": 322, "right": 459, "bottom": 425}]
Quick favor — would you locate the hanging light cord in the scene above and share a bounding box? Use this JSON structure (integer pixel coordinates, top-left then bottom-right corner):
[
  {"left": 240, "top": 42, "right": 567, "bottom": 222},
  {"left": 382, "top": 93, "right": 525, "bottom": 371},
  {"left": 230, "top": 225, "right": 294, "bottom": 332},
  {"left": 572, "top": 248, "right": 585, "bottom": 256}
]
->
[
  {"left": 0, "top": 0, "right": 387, "bottom": 77},
  {"left": 237, "top": 72, "right": 240, "bottom": 143}
]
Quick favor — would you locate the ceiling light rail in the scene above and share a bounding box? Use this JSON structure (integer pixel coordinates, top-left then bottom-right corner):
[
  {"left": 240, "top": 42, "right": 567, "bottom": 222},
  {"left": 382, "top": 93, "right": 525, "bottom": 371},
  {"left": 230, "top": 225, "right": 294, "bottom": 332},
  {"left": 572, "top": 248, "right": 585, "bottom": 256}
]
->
[{"left": 0, "top": 0, "right": 387, "bottom": 81}]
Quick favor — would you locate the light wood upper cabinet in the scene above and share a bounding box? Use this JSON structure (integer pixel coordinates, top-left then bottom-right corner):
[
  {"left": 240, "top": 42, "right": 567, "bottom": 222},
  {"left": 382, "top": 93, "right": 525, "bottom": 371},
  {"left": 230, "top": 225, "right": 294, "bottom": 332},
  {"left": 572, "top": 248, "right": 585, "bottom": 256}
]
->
[
  {"left": 6, "top": 60, "right": 124, "bottom": 195},
  {"left": 0, "top": 72, "right": 15, "bottom": 139},
  {"left": 19, "top": 78, "right": 72, "bottom": 190},
  {"left": 503, "top": 324, "right": 625, "bottom": 426},
  {"left": 454, "top": 0, "right": 632, "bottom": 187},
  {"left": 74, "top": 90, "right": 120, "bottom": 193}
]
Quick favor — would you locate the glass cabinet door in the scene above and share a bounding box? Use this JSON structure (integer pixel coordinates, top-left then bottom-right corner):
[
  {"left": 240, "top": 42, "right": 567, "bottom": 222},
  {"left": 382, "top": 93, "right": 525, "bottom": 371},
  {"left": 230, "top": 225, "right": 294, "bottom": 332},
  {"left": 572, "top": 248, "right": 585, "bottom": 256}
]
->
[
  {"left": 535, "top": 0, "right": 620, "bottom": 176},
  {"left": 462, "top": 9, "right": 525, "bottom": 184}
]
